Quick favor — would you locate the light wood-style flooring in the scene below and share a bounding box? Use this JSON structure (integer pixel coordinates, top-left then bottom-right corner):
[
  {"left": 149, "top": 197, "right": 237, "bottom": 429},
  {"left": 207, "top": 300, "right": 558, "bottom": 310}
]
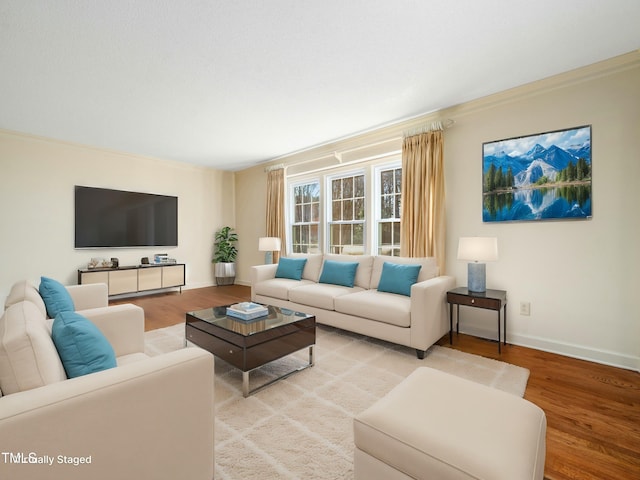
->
[{"left": 112, "top": 285, "right": 640, "bottom": 480}]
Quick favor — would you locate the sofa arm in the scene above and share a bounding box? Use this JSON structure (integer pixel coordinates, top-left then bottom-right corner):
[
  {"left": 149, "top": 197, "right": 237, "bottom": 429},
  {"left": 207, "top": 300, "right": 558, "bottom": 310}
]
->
[
  {"left": 66, "top": 283, "right": 109, "bottom": 310},
  {"left": 250, "top": 264, "right": 278, "bottom": 300},
  {"left": 80, "top": 304, "right": 145, "bottom": 357},
  {"left": 0, "top": 348, "right": 214, "bottom": 480},
  {"left": 409, "top": 275, "right": 456, "bottom": 351}
]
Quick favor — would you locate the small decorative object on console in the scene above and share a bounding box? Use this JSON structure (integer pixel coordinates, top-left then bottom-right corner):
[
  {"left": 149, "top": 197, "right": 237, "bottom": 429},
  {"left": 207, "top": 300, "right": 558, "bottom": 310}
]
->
[{"left": 226, "top": 302, "right": 269, "bottom": 321}]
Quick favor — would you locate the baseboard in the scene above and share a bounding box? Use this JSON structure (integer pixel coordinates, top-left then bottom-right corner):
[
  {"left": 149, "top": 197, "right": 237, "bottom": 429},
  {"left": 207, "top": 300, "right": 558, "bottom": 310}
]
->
[{"left": 459, "top": 325, "right": 640, "bottom": 372}]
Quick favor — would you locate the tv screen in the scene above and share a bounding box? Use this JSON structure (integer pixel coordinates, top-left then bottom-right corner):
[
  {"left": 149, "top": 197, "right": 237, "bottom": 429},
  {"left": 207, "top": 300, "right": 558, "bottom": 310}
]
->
[{"left": 75, "top": 186, "right": 178, "bottom": 248}]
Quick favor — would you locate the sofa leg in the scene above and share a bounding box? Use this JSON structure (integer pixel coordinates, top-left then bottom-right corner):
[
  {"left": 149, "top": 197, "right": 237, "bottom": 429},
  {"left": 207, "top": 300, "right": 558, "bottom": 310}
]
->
[{"left": 416, "top": 349, "right": 426, "bottom": 360}]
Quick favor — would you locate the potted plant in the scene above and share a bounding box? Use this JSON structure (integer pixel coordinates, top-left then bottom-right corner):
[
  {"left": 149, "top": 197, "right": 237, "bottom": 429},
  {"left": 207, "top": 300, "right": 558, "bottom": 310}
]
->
[{"left": 212, "top": 226, "right": 238, "bottom": 285}]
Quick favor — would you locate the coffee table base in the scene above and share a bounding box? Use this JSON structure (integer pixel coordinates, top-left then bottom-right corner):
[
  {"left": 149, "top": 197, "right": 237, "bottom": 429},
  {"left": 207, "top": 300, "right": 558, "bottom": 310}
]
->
[{"left": 242, "top": 345, "right": 314, "bottom": 397}]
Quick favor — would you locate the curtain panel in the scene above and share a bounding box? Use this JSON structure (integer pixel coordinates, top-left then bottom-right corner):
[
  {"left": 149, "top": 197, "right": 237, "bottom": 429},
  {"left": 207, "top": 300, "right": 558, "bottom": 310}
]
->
[
  {"left": 266, "top": 168, "right": 286, "bottom": 262},
  {"left": 400, "top": 130, "right": 446, "bottom": 274}
]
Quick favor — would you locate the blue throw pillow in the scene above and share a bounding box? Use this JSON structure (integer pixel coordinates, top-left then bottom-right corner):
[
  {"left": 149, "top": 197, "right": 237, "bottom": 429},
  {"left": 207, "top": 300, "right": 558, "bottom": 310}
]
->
[
  {"left": 52, "top": 311, "right": 117, "bottom": 379},
  {"left": 275, "top": 257, "right": 308, "bottom": 280},
  {"left": 318, "top": 260, "right": 359, "bottom": 288},
  {"left": 39, "top": 276, "right": 75, "bottom": 318},
  {"left": 377, "top": 262, "right": 422, "bottom": 296}
]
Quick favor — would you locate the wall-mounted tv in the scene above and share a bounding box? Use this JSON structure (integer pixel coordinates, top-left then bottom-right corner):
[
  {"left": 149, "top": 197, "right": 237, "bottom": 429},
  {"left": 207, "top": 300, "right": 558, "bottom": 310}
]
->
[{"left": 75, "top": 186, "right": 178, "bottom": 248}]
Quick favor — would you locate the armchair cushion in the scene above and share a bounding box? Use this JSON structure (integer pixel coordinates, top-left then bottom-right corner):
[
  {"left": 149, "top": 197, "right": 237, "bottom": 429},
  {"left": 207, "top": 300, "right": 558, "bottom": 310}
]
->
[
  {"left": 39, "top": 276, "right": 75, "bottom": 318},
  {"left": 52, "top": 311, "right": 117, "bottom": 378},
  {"left": 0, "top": 301, "right": 66, "bottom": 395}
]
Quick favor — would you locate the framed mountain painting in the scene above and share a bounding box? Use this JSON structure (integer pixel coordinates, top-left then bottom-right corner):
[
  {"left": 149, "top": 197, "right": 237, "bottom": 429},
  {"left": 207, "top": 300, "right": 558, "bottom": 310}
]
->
[{"left": 482, "top": 125, "right": 592, "bottom": 222}]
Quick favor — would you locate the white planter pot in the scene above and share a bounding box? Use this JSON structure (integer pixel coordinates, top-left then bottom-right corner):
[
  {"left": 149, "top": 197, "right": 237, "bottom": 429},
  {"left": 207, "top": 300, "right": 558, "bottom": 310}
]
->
[{"left": 214, "top": 262, "right": 236, "bottom": 285}]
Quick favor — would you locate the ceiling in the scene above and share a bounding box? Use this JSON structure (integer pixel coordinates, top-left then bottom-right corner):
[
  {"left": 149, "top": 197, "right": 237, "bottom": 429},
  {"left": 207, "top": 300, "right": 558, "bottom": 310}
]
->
[{"left": 1, "top": 1, "right": 639, "bottom": 171}]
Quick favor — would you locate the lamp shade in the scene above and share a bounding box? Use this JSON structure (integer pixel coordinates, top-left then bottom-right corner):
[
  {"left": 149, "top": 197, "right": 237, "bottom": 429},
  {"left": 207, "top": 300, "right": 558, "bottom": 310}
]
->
[
  {"left": 258, "top": 237, "right": 281, "bottom": 252},
  {"left": 457, "top": 237, "right": 498, "bottom": 262}
]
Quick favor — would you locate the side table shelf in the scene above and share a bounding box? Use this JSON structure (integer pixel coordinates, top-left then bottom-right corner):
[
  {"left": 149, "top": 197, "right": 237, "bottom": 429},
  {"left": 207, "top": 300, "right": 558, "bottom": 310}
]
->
[
  {"left": 446, "top": 287, "right": 507, "bottom": 353},
  {"left": 78, "top": 264, "right": 185, "bottom": 296}
]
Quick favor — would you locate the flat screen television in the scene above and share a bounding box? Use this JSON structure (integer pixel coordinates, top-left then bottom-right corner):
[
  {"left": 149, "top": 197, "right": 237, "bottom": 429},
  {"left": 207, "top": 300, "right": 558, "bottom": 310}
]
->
[{"left": 75, "top": 186, "right": 178, "bottom": 248}]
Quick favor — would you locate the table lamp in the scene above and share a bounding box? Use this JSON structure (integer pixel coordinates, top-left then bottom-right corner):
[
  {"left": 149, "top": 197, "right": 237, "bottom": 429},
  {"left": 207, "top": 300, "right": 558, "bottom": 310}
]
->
[
  {"left": 258, "top": 237, "right": 281, "bottom": 264},
  {"left": 457, "top": 237, "right": 498, "bottom": 292}
]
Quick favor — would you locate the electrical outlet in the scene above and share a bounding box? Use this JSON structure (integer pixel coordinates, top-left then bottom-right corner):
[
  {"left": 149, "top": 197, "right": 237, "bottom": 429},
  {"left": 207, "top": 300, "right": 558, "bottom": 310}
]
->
[{"left": 520, "top": 301, "right": 531, "bottom": 316}]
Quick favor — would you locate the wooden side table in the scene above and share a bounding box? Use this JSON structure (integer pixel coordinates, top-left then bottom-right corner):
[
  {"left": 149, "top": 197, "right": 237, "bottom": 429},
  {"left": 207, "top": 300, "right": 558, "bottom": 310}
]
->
[{"left": 446, "top": 287, "right": 508, "bottom": 353}]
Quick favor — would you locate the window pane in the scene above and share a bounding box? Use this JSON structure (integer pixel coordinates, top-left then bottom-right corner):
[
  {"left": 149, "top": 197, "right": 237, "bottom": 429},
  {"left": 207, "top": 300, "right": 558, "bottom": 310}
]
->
[
  {"left": 341, "top": 224, "right": 352, "bottom": 245},
  {"left": 380, "top": 222, "right": 392, "bottom": 244},
  {"left": 355, "top": 175, "right": 365, "bottom": 197},
  {"left": 301, "top": 225, "right": 309, "bottom": 244},
  {"left": 395, "top": 168, "right": 402, "bottom": 193},
  {"left": 332, "top": 200, "right": 341, "bottom": 221},
  {"left": 353, "top": 223, "right": 363, "bottom": 244},
  {"left": 381, "top": 195, "right": 393, "bottom": 219},
  {"left": 343, "top": 199, "right": 353, "bottom": 221},
  {"left": 393, "top": 221, "right": 401, "bottom": 242},
  {"left": 354, "top": 198, "right": 365, "bottom": 220},
  {"left": 294, "top": 186, "right": 303, "bottom": 204},
  {"left": 310, "top": 183, "right": 320, "bottom": 202},
  {"left": 292, "top": 225, "right": 301, "bottom": 243},
  {"left": 303, "top": 184, "right": 312, "bottom": 203},
  {"left": 310, "top": 224, "right": 318, "bottom": 244},
  {"left": 295, "top": 205, "right": 302, "bottom": 223},
  {"left": 381, "top": 170, "right": 394, "bottom": 195},
  {"left": 332, "top": 179, "right": 342, "bottom": 200},
  {"left": 395, "top": 195, "right": 401, "bottom": 218},
  {"left": 311, "top": 203, "right": 319, "bottom": 222},
  {"left": 303, "top": 204, "right": 311, "bottom": 222},
  {"left": 343, "top": 177, "right": 353, "bottom": 198},
  {"left": 331, "top": 224, "right": 341, "bottom": 245}
]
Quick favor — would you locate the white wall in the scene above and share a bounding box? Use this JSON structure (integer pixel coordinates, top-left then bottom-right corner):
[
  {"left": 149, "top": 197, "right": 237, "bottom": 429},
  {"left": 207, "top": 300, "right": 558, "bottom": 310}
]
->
[
  {"left": 0, "top": 131, "right": 235, "bottom": 305},
  {"left": 234, "top": 52, "right": 640, "bottom": 370},
  {"left": 445, "top": 56, "right": 639, "bottom": 371}
]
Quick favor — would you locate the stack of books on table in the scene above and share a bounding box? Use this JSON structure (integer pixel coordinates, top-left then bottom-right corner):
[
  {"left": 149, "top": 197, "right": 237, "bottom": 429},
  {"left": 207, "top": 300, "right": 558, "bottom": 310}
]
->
[{"left": 226, "top": 302, "right": 269, "bottom": 321}]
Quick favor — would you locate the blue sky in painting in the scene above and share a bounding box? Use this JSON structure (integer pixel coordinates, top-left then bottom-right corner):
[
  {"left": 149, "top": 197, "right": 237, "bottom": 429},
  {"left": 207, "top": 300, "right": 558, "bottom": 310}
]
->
[{"left": 483, "top": 126, "right": 590, "bottom": 157}]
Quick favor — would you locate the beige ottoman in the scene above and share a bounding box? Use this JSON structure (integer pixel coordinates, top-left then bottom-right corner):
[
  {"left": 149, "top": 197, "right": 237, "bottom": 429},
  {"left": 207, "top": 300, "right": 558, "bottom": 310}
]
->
[{"left": 354, "top": 367, "right": 546, "bottom": 480}]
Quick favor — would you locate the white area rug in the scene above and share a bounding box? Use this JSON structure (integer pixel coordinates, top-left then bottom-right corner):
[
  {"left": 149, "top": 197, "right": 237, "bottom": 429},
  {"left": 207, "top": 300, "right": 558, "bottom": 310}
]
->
[{"left": 145, "top": 323, "right": 529, "bottom": 479}]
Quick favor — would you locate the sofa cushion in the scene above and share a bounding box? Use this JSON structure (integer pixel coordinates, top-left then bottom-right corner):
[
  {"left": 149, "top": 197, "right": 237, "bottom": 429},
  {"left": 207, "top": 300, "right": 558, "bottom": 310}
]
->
[
  {"left": 39, "top": 276, "right": 75, "bottom": 318},
  {"left": 5, "top": 280, "right": 47, "bottom": 317},
  {"left": 275, "top": 257, "right": 308, "bottom": 280},
  {"left": 52, "top": 311, "right": 117, "bottom": 379},
  {"left": 319, "top": 260, "right": 359, "bottom": 287},
  {"left": 370, "top": 256, "right": 439, "bottom": 289},
  {"left": 289, "top": 283, "right": 364, "bottom": 311},
  {"left": 323, "top": 254, "right": 374, "bottom": 288},
  {"left": 377, "top": 262, "right": 422, "bottom": 297},
  {"left": 287, "top": 253, "right": 324, "bottom": 282},
  {"left": 0, "top": 301, "right": 67, "bottom": 395},
  {"left": 254, "top": 278, "right": 315, "bottom": 301},
  {"left": 334, "top": 290, "right": 412, "bottom": 327}
]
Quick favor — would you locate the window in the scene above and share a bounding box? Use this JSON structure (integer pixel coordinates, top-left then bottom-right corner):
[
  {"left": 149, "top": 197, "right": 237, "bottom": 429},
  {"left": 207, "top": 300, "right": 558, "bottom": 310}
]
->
[
  {"left": 377, "top": 165, "right": 402, "bottom": 256},
  {"left": 290, "top": 181, "right": 320, "bottom": 253},
  {"left": 286, "top": 155, "right": 402, "bottom": 255},
  {"left": 328, "top": 173, "right": 365, "bottom": 254}
]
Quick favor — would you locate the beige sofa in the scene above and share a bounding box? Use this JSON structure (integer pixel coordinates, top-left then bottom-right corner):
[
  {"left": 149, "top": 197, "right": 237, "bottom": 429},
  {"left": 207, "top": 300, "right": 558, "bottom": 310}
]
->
[
  {"left": 0, "top": 281, "right": 215, "bottom": 480},
  {"left": 251, "top": 254, "right": 455, "bottom": 358}
]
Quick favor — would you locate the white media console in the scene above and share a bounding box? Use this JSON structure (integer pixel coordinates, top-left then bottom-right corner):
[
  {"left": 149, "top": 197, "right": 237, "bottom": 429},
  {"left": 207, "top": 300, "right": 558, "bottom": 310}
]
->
[{"left": 78, "top": 264, "right": 185, "bottom": 296}]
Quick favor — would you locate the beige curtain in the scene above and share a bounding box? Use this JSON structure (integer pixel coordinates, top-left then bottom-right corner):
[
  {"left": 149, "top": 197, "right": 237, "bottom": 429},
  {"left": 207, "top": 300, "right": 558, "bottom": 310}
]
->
[
  {"left": 400, "top": 130, "right": 446, "bottom": 273},
  {"left": 266, "top": 168, "right": 286, "bottom": 262}
]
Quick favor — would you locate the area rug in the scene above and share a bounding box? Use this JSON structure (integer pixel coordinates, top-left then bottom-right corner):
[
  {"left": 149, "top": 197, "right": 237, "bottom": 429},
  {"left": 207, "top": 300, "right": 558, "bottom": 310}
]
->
[{"left": 145, "top": 323, "right": 529, "bottom": 479}]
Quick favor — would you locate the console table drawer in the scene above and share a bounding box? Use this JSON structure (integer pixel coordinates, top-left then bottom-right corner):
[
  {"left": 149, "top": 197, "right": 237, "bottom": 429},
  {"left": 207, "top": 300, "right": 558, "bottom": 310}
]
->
[{"left": 447, "top": 292, "right": 501, "bottom": 310}]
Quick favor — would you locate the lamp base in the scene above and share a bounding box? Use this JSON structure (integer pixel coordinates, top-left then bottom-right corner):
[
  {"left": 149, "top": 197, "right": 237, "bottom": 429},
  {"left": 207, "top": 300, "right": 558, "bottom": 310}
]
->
[
  {"left": 264, "top": 251, "right": 273, "bottom": 264},
  {"left": 467, "top": 263, "right": 486, "bottom": 292}
]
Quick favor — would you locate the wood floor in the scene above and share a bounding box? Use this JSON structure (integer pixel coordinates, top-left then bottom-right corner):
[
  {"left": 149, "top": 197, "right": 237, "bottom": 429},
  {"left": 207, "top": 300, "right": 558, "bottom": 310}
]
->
[{"left": 112, "top": 285, "right": 640, "bottom": 480}]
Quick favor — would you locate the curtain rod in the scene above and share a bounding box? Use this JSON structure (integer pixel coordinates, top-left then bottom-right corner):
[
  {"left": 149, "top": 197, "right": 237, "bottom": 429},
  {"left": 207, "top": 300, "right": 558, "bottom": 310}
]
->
[{"left": 403, "top": 118, "right": 455, "bottom": 138}]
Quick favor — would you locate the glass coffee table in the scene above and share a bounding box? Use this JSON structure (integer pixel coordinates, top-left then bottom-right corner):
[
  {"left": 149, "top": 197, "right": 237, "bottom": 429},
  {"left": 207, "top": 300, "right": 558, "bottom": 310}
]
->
[{"left": 185, "top": 304, "right": 315, "bottom": 397}]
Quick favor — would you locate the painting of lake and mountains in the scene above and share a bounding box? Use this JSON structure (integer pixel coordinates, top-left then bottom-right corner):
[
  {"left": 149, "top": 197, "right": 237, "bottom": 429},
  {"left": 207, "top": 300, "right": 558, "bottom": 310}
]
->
[{"left": 482, "top": 125, "right": 592, "bottom": 222}]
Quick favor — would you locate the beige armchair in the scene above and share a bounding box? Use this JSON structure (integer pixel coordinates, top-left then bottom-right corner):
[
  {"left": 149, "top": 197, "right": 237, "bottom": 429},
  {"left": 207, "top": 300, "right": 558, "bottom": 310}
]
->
[{"left": 0, "top": 281, "right": 214, "bottom": 480}]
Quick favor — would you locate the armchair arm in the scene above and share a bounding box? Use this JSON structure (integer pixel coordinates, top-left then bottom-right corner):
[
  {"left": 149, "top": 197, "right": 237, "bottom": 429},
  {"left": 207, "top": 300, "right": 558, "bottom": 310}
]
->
[
  {"left": 81, "top": 304, "right": 145, "bottom": 357},
  {"left": 66, "top": 283, "right": 108, "bottom": 310},
  {"left": 250, "top": 264, "right": 278, "bottom": 301},
  {"left": 409, "top": 275, "right": 456, "bottom": 351},
  {"left": 0, "top": 348, "right": 215, "bottom": 480}
]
